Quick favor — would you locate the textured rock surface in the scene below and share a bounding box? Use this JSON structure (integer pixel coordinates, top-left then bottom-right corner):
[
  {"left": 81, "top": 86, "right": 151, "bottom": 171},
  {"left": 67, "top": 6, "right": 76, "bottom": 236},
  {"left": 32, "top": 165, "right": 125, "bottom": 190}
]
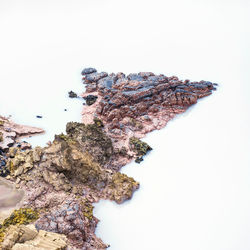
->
[
  {"left": 4, "top": 121, "right": 138, "bottom": 248},
  {"left": 0, "top": 116, "right": 44, "bottom": 177},
  {"left": 0, "top": 68, "right": 216, "bottom": 249},
  {"left": 81, "top": 68, "right": 216, "bottom": 167},
  {"left": 2, "top": 224, "right": 67, "bottom": 250},
  {"left": 0, "top": 117, "right": 44, "bottom": 246},
  {"left": 0, "top": 208, "right": 39, "bottom": 245}
]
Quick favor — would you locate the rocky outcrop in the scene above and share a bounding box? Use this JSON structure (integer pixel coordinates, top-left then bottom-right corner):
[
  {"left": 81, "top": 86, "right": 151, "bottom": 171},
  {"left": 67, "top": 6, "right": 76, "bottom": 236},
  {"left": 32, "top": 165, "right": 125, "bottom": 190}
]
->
[
  {"left": 4, "top": 121, "right": 138, "bottom": 249},
  {"left": 81, "top": 68, "right": 216, "bottom": 167},
  {"left": 0, "top": 68, "right": 216, "bottom": 249}
]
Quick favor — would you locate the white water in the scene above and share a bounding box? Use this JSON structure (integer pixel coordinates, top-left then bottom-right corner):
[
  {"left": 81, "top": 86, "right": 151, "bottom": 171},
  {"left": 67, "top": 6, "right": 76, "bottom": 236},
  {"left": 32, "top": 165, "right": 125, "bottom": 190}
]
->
[{"left": 0, "top": 0, "right": 250, "bottom": 249}]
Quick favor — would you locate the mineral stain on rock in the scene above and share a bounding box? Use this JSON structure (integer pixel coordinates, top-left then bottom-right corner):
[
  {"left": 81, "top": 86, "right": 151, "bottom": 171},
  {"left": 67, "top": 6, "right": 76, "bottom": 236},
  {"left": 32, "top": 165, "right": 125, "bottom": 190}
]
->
[{"left": 0, "top": 68, "right": 217, "bottom": 249}]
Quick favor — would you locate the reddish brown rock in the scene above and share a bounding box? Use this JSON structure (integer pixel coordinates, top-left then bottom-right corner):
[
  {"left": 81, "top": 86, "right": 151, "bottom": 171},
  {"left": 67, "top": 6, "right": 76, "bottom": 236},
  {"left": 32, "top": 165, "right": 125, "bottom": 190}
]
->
[{"left": 81, "top": 68, "right": 216, "bottom": 167}]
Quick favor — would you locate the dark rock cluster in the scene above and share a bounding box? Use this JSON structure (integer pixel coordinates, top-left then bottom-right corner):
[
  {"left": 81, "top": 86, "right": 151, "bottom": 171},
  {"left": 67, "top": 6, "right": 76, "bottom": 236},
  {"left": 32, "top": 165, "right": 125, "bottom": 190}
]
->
[{"left": 68, "top": 90, "right": 78, "bottom": 98}]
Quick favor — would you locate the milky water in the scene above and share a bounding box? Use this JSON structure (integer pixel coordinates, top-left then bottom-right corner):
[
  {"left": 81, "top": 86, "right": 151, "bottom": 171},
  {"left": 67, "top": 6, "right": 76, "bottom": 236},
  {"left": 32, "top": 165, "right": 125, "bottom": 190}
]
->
[{"left": 0, "top": 0, "right": 250, "bottom": 249}]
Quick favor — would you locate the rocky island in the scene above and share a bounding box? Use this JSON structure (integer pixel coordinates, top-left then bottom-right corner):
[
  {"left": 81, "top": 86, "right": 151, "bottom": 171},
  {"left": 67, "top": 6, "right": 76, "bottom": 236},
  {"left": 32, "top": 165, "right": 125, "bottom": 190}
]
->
[{"left": 0, "top": 68, "right": 216, "bottom": 249}]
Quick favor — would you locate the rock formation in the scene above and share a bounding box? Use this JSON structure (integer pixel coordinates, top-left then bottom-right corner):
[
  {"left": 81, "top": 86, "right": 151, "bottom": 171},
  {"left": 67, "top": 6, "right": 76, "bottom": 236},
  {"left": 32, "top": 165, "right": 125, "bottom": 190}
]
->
[
  {"left": 81, "top": 68, "right": 216, "bottom": 167},
  {"left": 3, "top": 121, "right": 138, "bottom": 249},
  {"left": 0, "top": 68, "right": 216, "bottom": 249}
]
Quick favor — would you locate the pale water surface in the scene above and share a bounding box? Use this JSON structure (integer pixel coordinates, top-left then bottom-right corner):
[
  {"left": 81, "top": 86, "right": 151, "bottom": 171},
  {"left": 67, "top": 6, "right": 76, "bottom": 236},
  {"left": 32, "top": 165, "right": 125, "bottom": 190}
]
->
[{"left": 0, "top": 0, "right": 250, "bottom": 249}]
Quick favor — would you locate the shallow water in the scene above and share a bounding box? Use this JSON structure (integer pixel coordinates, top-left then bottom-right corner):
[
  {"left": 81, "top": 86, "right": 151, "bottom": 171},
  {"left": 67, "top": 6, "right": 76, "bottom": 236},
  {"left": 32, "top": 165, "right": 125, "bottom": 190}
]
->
[{"left": 0, "top": 0, "right": 250, "bottom": 249}]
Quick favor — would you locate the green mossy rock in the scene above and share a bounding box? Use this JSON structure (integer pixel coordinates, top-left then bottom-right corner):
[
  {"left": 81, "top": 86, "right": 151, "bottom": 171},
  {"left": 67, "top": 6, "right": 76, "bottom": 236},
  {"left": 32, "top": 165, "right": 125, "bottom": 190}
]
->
[
  {"left": 129, "top": 137, "right": 152, "bottom": 163},
  {"left": 66, "top": 121, "right": 113, "bottom": 165}
]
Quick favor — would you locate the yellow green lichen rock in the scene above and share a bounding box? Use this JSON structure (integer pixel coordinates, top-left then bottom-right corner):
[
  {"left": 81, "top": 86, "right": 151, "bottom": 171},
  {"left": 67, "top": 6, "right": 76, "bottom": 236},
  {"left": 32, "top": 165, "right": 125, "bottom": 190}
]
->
[
  {"left": 81, "top": 199, "right": 94, "bottom": 221},
  {"left": 2, "top": 208, "right": 39, "bottom": 228},
  {"left": 0, "top": 208, "right": 39, "bottom": 245},
  {"left": 129, "top": 137, "right": 152, "bottom": 163}
]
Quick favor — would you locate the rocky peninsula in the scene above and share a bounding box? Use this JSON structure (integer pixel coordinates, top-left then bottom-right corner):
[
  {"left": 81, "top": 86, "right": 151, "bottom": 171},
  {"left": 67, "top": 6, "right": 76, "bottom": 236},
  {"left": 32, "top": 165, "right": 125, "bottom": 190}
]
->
[{"left": 0, "top": 68, "right": 216, "bottom": 249}]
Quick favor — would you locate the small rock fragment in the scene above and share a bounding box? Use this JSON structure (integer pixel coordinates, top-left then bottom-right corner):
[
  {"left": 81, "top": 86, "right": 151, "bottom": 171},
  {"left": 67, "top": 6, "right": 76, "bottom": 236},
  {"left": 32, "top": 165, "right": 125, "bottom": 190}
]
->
[
  {"left": 68, "top": 91, "right": 78, "bottom": 98},
  {"left": 83, "top": 95, "right": 98, "bottom": 106},
  {"left": 81, "top": 67, "right": 97, "bottom": 75}
]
